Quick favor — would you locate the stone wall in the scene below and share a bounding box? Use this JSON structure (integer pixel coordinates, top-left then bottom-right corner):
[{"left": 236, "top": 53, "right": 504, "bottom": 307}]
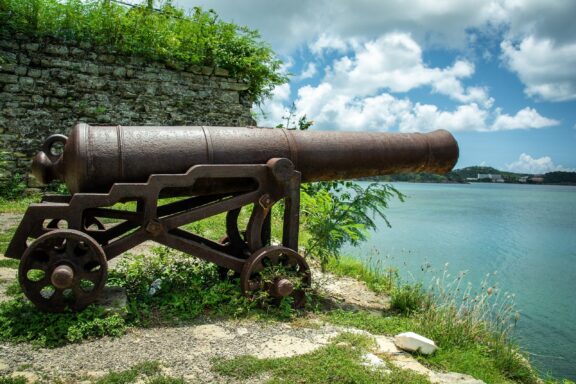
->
[{"left": 0, "top": 34, "right": 255, "bottom": 187}]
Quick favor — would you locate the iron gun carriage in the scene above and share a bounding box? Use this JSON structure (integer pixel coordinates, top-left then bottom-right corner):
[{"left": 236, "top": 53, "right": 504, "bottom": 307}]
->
[{"left": 6, "top": 124, "right": 459, "bottom": 311}]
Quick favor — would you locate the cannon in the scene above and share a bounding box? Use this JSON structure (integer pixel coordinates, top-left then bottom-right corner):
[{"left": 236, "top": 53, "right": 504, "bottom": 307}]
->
[{"left": 6, "top": 124, "right": 459, "bottom": 312}]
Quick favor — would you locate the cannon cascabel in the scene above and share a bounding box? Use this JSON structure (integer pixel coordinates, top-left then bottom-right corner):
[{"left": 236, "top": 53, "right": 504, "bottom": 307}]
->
[{"left": 32, "top": 124, "right": 459, "bottom": 194}]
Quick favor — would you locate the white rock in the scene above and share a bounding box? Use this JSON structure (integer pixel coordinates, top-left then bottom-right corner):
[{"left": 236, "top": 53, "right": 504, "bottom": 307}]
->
[
  {"left": 361, "top": 353, "right": 389, "bottom": 371},
  {"left": 394, "top": 332, "right": 438, "bottom": 355}
]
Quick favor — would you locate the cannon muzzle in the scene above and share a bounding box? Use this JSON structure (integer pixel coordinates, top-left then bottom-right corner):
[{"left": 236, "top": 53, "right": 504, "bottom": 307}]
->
[{"left": 33, "top": 124, "right": 459, "bottom": 194}]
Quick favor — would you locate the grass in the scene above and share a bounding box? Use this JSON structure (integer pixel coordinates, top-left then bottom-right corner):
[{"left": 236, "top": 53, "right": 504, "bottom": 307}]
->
[
  {"left": 325, "top": 255, "right": 396, "bottom": 294},
  {"left": 0, "top": 258, "right": 18, "bottom": 268},
  {"left": 89, "top": 361, "right": 185, "bottom": 384},
  {"left": 0, "top": 195, "right": 41, "bottom": 214},
  {"left": 213, "top": 332, "right": 432, "bottom": 384},
  {"left": 0, "top": 226, "right": 16, "bottom": 256}
]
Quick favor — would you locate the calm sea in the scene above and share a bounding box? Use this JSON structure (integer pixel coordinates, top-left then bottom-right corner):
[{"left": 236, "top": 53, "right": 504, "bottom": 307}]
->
[{"left": 343, "top": 182, "right": 576, "bottom": 380}]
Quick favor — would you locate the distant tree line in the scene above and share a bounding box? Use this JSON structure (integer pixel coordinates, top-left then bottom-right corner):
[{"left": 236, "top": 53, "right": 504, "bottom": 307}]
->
[{"left": 369, "top": 167, "right": 576, "bottom": 185}]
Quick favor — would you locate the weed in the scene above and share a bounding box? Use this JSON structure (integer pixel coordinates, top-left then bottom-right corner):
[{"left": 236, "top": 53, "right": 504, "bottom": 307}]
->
[
  {"left": 95, "top": 361, "right": 163, "bottom": 384},
  {"left": 390, "top": 283, "right": 430, "bottom": 315}
]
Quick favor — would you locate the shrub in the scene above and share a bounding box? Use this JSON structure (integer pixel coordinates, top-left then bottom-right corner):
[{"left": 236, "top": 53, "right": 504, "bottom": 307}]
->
[{"left": 301, "top": 182, "right": 404, "bottom": 270}]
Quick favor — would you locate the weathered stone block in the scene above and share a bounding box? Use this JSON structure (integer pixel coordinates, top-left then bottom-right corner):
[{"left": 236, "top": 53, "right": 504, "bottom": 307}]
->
[
  {"left": 0, "top": 73, "right": 18, "bottom": 84},
  {"left": 221, "top": 81, "right": 249, "bottom": 91},
  {"left": 45, "top": 44, "right": 69, "bottom": 56},
  {"left": 113, "top": 67, "right": 126, "bottom": 78},
  {"left": 54, "top": 88, "right": 67, "bottom": 97},
  {"left": 69, "top": 47, "right": 85, "bottom": 57},
  {"left": 0, "top": 51, "right": 17, "bottom": 63},
  {"left": 28, "top": 69, "right": 41, "bottom": 78},
  {"left": 214, "top": 67, "right": 229, "bottom": 77},
  {"left": 218, "top": 91, "right": 240, "bottom": 104},
  {"left": 2, "top": 83, "right": 20, "bottom": 92},
  {"left": 0, "top": 40, "right": 18, "bottom": 50},
  {"left": 31, "top": 95, "right": 44, "bottom": 104},
  {"left": 23, "top": 43, "right": 39, "bottom": 52},
  {"left": 18, "top": 76, "right": 34, "bottom": 87},
  {"left": 17, "top": 53, "right": 30, "bottom": 66},
  {"left": 0, "top": 63, "right": 16, "bottom": 73},
  {"left": 14, "top": 66, "right": 27, "bottom": 76},
  {"left": 82, "top": 63, "right": 99, "bottom": 75}
]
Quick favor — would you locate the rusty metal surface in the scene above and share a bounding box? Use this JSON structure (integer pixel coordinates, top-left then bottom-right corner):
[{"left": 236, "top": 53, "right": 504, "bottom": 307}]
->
[
  {"left": 33, "top": 124, "right": 459, "bottom": 194},
  {"left": 9, "top": 124, "right": 459, "bottom": 312}
]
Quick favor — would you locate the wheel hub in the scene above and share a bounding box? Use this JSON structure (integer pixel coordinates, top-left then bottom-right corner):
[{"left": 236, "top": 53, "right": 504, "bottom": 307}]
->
[{"left": 50, "top": 264, "right": 75, "bottom": 289}]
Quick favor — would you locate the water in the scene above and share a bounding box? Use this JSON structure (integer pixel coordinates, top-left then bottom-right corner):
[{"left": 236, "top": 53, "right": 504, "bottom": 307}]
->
[{"left": 343, "top": 182, "right": 576, "bottom": 379}]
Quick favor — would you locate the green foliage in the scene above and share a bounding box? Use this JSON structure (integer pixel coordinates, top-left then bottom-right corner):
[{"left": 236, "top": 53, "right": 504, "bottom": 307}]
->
[
  {"left": 0, "top": 174, "right": 27, "bottom": 200},
  {"left": 213, "top": 332, "right": 431, "bottom": 384},
  {"left": 108, "top": 246, "right": 307, "bottom": 323},
  {"left": 301, "top": 182, "right": 404, "bottom": 270},
  {"left": 0, "top": 298, "right": 126, "bottom": 347},
  {"left": 108, "top": 247, "right": 253, "bottom": 322},
  {"left": 275, "top": 103, "right": 314, "bottom": 130},
  {"left": 0, "top": 0, "right": 287, "bottom": 103}
]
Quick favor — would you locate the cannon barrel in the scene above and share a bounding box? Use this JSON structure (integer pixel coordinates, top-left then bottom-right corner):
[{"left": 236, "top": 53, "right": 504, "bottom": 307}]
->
[{"left": 32, "top": 123, "right": 459, "bottom": 194}]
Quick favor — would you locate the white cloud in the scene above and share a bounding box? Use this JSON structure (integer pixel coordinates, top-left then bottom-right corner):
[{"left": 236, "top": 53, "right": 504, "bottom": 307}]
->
[
  {"left": 298, "top": 63, "right": 317, "bottom": 80},
  {"left": 309, "top": 34, "right": 349, "bottom": 55},
  {"left": 505, "top": 153, "right": 574, "bottom": 174},
  {"left": 491, "top": 107, "right": 560, "bottom": 131},
  {"left": 501, "top": 37, "right": 576, "bottom": 101},
  {"left": 257, "top": 83, "right": 292, "bottom": 127},
  {"left": 313, "top": 33, "right": 493, "bottom": 107},
  {"left": 279, "top": 33, "right": 556, "bottom": 133},
  {"left": 177, "top": 0, "right": 508, "bottom": 52},
  {"left": 399, "top": 103, "right": 488, "bottom": 132}
]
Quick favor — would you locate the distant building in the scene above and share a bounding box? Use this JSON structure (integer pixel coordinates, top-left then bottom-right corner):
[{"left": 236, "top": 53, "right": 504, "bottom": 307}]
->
[
  {"left": 529, "top": 176, "right": 544, "bottom": 183},
  {"left": 475, "top": 173, "right": 504, "bottom": 183}
]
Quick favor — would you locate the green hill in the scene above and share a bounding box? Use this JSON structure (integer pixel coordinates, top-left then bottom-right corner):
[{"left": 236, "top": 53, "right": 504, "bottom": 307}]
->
[{"left": 373, "top": 166, "right": 576, "bottom": 185}]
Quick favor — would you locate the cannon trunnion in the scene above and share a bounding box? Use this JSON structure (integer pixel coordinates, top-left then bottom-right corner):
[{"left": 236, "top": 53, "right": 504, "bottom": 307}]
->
[{"left": 7, "top": 124, "right": 459, "bottom": 312}]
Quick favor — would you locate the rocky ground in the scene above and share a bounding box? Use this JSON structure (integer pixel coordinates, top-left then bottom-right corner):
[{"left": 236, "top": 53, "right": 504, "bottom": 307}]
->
[{"left": 0, "top": 212, "right": 484, "bottom": 384}]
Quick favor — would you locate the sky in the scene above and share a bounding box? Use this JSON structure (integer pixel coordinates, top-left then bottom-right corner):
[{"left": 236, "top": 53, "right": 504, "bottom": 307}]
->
[{"left": 171, "top": 0, "right": 576, "bottom": 173}]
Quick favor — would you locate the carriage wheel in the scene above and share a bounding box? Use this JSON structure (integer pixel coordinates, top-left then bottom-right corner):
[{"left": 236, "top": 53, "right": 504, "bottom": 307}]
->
[
  {"left": 18, "top": 229, "right": 107, "bottom": 312},
  {"left": 240, "top": 246, "right": 311, "bottom": 308}
]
